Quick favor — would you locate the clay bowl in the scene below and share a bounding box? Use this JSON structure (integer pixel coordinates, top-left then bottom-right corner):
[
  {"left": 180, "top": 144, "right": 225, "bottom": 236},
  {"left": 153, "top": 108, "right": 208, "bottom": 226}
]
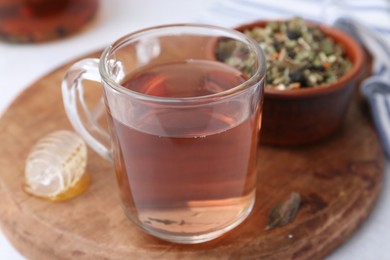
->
[{"left": 233, "top": 20, "right": 365, "bottom": 145}]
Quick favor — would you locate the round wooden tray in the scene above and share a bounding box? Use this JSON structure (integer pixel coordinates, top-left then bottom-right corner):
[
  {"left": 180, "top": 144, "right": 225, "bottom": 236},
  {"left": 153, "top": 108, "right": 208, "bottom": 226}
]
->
[{"left": 0, "top": 51, "right": 384, "bottom": 259}]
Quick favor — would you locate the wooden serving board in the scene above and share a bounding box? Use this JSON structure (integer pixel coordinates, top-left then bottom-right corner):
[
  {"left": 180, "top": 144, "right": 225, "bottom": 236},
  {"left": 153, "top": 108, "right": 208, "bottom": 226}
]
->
[{"left": 0, "top": 51, "right": 385, "bottom": 260}]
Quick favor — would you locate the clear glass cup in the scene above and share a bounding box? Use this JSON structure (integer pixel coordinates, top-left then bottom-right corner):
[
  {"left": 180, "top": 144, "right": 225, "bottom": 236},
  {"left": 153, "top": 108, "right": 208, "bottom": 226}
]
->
[{"left": 62, "top": 24, "right": 265, "bottom": 244}]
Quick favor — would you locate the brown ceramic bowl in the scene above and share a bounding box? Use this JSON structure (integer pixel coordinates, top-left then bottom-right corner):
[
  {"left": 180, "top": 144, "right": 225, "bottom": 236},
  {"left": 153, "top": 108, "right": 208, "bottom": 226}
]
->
[{"left": 233, "top": 20, "right": 365, "bottom": 145}]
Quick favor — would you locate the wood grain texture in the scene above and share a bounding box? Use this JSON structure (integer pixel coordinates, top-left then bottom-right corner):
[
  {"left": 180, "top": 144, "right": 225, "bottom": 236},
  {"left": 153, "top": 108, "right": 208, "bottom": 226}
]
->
[{"left": 0, "top": 51, "right": 384, "bottom": 260}]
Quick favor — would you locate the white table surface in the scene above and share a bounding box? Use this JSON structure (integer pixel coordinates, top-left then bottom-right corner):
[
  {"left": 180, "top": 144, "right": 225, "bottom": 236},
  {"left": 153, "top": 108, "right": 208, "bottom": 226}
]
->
[{"left": 0, "top": 1, "right": 389, "bottom": 259}]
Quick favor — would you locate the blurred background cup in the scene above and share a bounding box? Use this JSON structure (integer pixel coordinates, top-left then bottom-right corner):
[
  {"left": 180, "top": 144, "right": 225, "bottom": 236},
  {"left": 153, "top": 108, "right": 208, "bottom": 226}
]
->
[{"left": 0, "top": 0, "right": 99, "bottom": 43}]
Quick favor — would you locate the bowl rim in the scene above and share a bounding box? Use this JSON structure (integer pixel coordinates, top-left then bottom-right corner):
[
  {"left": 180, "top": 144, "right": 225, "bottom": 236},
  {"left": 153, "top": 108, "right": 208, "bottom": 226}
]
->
[{"left": 234, "top": 19, "right": 365, "bottom": 100}]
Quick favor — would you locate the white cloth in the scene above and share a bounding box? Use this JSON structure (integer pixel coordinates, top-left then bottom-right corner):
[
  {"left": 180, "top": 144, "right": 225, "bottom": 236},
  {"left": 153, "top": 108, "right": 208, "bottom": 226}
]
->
[{"left": 196, "top": 0, "right": 390, "bottom": 45}]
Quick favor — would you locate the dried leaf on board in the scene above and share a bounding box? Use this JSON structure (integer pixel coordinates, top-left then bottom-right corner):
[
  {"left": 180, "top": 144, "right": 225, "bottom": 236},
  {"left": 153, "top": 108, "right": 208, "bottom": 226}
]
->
[{"left": 266, "top": 192, "right": 301, "bottom": 230}]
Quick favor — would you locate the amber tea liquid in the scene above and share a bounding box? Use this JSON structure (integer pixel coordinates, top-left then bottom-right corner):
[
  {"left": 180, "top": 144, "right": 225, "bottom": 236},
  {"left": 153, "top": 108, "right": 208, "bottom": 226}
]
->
[{"left": 107, "top": 60, "right": 261, "bottom": 242}]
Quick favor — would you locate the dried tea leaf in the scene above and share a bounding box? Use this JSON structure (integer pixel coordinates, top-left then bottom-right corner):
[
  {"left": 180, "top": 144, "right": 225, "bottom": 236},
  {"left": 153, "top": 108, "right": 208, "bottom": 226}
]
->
[
  {"left": 216, "top": 17, "right": 352, "bottom": 90},
  {"left": 266, "top": 192, "right": 301, "bottom": 230},
  {"left": 148, "top": 218, "right": 177, "bottom": 225}
]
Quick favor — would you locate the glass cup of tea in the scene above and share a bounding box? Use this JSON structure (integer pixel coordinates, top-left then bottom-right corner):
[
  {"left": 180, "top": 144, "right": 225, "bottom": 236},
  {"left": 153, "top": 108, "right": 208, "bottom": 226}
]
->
[{"left": 62, "top": 24, "right": 265, "bottom": 244}]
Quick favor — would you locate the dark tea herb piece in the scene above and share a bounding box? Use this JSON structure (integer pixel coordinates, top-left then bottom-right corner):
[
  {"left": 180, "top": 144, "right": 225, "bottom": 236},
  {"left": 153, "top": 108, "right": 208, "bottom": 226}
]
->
[
  {"left": 148, "top": 217, "right": 178, "bottom": 225},
  {"left": 266, "top": 192, "right": 301, "bottom": 230},
  {"left": 216, "top": 17, "right": 352, "bottom": 90}
]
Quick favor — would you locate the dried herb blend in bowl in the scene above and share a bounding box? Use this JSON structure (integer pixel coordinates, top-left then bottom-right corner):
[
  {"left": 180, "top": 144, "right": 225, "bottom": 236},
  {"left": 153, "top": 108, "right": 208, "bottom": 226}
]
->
[{"left": 217, "top": 17, "right": 352, "bottom": 90}]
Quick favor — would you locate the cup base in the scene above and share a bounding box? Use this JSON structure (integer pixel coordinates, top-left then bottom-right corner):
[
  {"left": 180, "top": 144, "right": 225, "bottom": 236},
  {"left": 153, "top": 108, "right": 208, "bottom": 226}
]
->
[{"left": 122, "top": 193, "right": 256, "bottom": 244}]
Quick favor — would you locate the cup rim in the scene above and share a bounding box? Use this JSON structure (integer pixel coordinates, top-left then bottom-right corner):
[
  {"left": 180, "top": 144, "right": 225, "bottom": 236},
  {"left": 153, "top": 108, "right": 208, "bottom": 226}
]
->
[{"left": 99, "top": 23, "right": 266, "bottom": 103}]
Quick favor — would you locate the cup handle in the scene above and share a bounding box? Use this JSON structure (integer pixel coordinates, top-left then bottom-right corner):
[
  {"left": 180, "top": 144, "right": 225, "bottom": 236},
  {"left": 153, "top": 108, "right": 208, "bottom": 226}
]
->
[{"left": 62, "top": 58, "right": 113, "bottom": 162}]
